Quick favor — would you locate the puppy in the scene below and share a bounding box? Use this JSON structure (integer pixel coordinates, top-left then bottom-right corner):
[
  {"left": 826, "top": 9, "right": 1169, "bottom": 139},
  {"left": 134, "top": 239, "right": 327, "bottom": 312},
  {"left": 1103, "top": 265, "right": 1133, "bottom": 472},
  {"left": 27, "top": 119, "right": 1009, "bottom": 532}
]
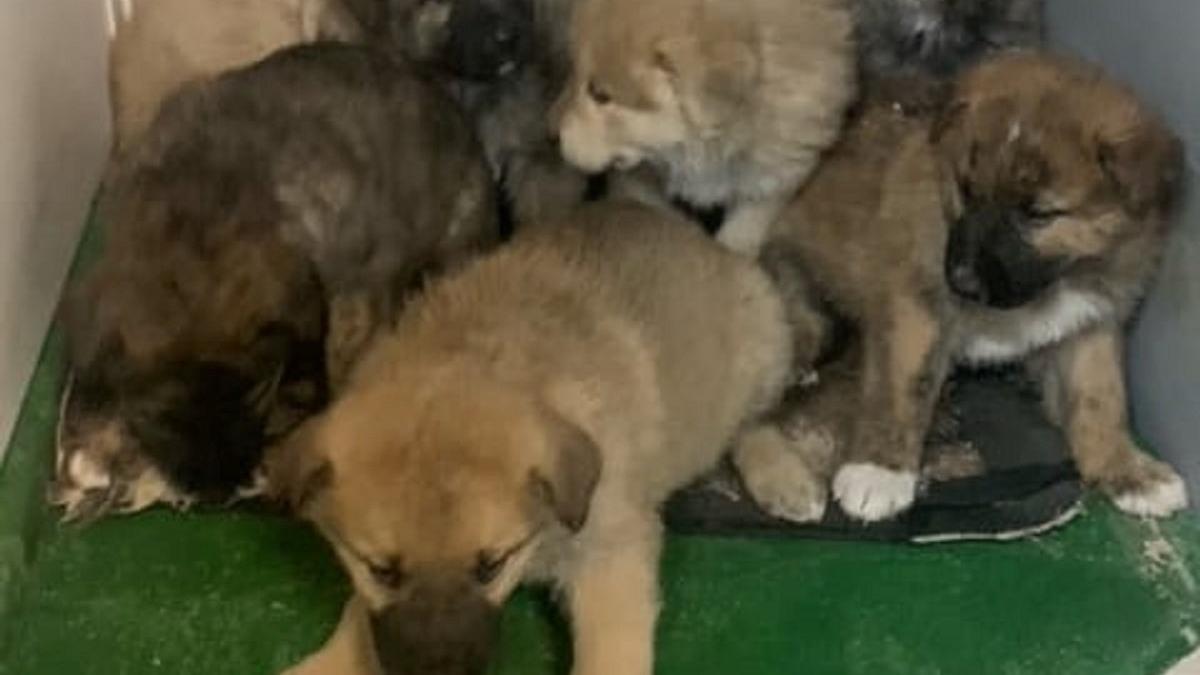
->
[
  {"left": 54, "top": 44, "right": 497, "bottom": 520},
  {"left": 270, "top": 201, "right": 793, "bottom": 675},
  {"left": 108, "top": 0, "right": 362, "bottom": 152},
  {"left": 854, "top": 0, "right": 1042, "bottom": 78},
  {"left": 355, "top": 0, "right": 590, "bottom": 230},
  {"left": 740, "top": 52, "right": 1186, "bottom": 524},
  {"left": 554, "top": 0, "right": 856, "bottom": 254}
]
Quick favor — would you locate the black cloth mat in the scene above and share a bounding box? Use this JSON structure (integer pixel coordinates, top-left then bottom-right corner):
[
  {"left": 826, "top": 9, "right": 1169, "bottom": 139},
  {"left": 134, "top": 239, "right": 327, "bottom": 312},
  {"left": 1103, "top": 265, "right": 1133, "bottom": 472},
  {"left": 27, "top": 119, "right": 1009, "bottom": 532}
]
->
[{"left": 664, "top": 370, "right": 1083, "bottom": 543}]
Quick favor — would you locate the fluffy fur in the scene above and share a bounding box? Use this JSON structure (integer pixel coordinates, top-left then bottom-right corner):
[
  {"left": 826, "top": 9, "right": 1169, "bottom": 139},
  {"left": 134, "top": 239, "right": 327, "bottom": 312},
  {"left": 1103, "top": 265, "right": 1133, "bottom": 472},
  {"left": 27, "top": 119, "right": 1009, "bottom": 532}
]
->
[
  {"left": 741, "top": 52, "right": 1186, "bottom": 524},
  {"left": 554, "top": 0, "right": 856, "bottom": 254},
  {"left": 270, "top": 201, "right": 794, "bottom": 675},
  {"left": 354, "top": 0, "right": 590, "bottom": 230},
  {"left": 854, "top": 0, "right": 1042, "bottom": 78},
  {"left": 54, "top": 44, "right": 497, "bottom": 521},
  {"left": 107, "top": 0, "right": 362, "bottom": 152}
]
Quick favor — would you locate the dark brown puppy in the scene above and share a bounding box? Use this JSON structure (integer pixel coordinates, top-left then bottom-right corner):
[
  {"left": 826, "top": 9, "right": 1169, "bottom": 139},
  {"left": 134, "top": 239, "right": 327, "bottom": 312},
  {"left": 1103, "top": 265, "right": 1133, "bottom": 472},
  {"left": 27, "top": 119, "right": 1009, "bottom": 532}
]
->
[
  {"left": 54, "top": 43, "right": 497, "bottom": 519},
  {"left": 352, "top": 0, "right": 588, "bottom": 230},
  {"left": 740, "top": 52, "right": 1186, "bottom": 523}
]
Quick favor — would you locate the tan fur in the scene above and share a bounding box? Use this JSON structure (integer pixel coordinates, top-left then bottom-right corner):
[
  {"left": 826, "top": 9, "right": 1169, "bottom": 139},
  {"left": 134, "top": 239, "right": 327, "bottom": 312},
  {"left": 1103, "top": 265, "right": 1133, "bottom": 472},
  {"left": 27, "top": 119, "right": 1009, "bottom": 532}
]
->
[
  {"left": 741, "top": 52, "right": 1186, "bottom": 523},
  {"left": 108, "top": 0, "right": 361, "bottom": 152},
  {"left": 552, "top": 0, "right": 855, "bottom": 254},
  {"left": 271, "top": 201, "right": 794, "bottom": 675}
]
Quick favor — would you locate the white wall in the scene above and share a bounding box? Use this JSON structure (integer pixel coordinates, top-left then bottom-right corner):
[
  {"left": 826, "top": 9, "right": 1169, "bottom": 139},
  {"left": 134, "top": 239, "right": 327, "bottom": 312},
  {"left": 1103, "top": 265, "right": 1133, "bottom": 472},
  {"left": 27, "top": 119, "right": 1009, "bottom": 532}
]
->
[
  {"left": 0, "top": 1, "right": 111, "bottom": 459},
  {"left": 1048, "top": 3, "right": 1200, "bottom": 505}
]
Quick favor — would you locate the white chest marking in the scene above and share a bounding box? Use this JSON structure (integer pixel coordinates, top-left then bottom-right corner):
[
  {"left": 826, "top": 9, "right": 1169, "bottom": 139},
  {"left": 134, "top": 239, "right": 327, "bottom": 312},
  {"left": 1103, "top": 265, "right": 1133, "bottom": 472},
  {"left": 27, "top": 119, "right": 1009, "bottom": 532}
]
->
[{"left": 959, "top": 290, "right": 1111, "bottom": 364}]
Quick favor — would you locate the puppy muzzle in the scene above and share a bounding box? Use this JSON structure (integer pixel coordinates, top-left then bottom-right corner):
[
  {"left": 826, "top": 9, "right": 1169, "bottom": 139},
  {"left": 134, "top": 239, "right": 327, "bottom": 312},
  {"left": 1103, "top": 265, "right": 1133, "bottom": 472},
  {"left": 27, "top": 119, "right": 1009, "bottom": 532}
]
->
[
  {"left": 369, "top": 580, "right": 500, "bottom": 675},
  {"left": 945, "top": 206, "right": 1065, "bottom": 309}
]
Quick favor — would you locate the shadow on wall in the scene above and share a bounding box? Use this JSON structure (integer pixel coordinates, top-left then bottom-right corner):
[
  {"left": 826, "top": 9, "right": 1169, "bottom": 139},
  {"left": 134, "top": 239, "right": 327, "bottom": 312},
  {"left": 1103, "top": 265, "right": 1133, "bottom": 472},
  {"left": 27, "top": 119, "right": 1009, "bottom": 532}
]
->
[
  {"left": 0, "top": 0, "right": 111, "bottom": 461},
  {"left": 1048, "top": 2, "right": 1200, "bottom": 509}
]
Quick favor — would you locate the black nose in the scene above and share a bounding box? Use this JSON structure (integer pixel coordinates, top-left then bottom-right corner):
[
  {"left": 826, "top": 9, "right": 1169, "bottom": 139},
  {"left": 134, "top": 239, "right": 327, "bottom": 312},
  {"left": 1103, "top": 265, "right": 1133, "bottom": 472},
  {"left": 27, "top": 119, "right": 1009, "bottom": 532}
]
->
[
  {"left": 947, "top": 264, "right": 986, "bottom": 302},
  {"left": 369, "top": 584, "right": 498, "bottom": 675}
]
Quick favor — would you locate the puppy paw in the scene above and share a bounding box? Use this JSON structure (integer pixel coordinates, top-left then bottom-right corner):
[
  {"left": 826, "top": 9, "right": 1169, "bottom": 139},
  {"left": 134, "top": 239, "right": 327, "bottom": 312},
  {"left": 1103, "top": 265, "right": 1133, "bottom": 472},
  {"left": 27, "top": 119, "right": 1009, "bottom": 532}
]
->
[
  {"left": 732, "top": 427, "right": 829, "bottom": 523},
  {"left": 1104, "top": 455, "right": 1188, "bottom": 518},
  {"left": 833, "top": 463, "right": 917, "bottom": 522}
]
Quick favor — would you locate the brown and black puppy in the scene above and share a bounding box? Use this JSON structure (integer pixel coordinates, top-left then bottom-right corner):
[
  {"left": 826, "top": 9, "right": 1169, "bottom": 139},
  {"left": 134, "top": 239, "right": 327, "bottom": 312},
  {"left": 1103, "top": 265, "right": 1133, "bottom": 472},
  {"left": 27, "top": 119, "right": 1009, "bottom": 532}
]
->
[
  {"left": 739, "top": 52, "right": 1186, "bottom": 523},
  {"left": 352, "top": 0, "right": 589, "bottom": 230},
  {"left": 270, "top": 201, "right": 794, "bottom": 675},
  {"left": 108, "top": 0, "right": 363, "bottom": 152},
  {"left": 54, "top": 43, "right": 497, "bottom": 520}
]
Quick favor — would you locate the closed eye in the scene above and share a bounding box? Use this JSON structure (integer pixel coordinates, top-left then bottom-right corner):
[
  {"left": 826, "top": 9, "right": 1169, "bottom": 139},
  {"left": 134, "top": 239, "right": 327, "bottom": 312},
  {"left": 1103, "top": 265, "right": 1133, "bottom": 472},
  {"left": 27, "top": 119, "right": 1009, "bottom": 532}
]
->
[
  {"left": 474, "top": 534, "right": 534, "bottom": 585},
  {"left": 1024, "top": 205, "right": 1071, "bottom": 221},
  {"left": 587, "top": 80, "right": 613, "bottom": 105}
]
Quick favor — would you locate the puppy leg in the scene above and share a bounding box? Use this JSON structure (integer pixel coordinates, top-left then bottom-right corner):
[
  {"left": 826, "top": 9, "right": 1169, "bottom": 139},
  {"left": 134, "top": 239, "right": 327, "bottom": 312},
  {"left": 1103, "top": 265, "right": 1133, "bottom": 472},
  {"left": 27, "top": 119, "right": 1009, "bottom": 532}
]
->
[
  {"left": 733, "top": 421, "right": 833, "bottom": 524},
  {"left": 566, "top": 514, "right": 660, "bottom": 675},
  {"left": 716, "top": 192, "right": 790, "bottom": 256},
  {"left": 282, "top": 596, "right": 381, "bottom": 675},
  {"left": 1044, "top": 327, "right": 1187, "bottom": 517},
  {"left": 833, "top": 293, "right": 949, "bottom": 522}
]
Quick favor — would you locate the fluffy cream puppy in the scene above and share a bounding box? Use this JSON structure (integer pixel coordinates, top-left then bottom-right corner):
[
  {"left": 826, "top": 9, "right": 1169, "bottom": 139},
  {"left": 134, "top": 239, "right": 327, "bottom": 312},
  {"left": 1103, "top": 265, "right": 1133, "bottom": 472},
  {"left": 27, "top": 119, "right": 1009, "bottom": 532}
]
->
[{"left": 553, "top": 0, "right": 855, "bottom": 254}]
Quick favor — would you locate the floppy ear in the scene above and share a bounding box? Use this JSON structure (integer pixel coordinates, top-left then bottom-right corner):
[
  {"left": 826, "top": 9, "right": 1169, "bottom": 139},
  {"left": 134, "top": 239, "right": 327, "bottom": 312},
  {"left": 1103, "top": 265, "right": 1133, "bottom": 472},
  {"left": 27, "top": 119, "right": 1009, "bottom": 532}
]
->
[
  {"left": 655, "top": 34, "right": 758, "bottom": 132},
  {"left": 1096, "top": 114, "right": 1183, "bottom": 217},
  {"left": 529, "top": 411, "right": 601, "bottom": 532},
  {"left": 263, "top": 416, "right": 333, "bottom": 515}
]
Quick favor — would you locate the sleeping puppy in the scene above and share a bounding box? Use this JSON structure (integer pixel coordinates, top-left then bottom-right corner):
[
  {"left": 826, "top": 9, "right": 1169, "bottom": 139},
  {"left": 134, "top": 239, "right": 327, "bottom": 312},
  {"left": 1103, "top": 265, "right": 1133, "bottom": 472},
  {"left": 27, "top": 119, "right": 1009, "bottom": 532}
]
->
[
  {"left": 354, "top": 0, "right": 590, "bottom": 230},
  {"left": 739, "top": 52, "right": 1186, "bottom": 524},
  {"left": 553, "top": 0, "right": 856, "bottom": 254},
  {"left": 108, "top": 0, "right": 362, "bottom": 152},
  {"left": 270, "top": 201, "right": 794, "bottom": 675},
  {"left": 53, "top": 44, "right": 497, "bottom": 520}
]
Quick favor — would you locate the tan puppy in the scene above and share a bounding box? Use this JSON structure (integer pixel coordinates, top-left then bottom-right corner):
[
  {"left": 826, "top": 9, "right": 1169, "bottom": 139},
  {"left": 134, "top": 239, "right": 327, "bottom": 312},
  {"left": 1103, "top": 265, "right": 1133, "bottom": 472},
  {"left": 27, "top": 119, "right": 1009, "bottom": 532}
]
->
[
  {"left": 553, "top": 0, "right": 855, "bottom": 254},
  {"left": 270, "top": 201, "right": 793, "bottom": 675},
  {"left": 741, "top": 52, "right": 1186, "bottom": 524},
  {"left": 108, "top": 0, "right": 361, "bottom": 152}
]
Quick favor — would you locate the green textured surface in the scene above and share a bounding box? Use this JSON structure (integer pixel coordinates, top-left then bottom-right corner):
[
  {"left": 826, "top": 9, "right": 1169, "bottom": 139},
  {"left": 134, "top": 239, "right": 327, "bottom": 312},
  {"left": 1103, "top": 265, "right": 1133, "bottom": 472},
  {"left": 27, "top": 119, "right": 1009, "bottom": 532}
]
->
[{"left": 2, "top": 216, "right": 1200, "bottom": 674}]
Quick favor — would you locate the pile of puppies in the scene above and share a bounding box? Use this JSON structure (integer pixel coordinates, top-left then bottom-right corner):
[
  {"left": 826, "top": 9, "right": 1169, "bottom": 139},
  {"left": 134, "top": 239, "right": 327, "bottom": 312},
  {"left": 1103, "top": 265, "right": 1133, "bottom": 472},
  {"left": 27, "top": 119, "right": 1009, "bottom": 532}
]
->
[{"left": 50, "top": 0, "right": 1187, "bottom": 673}]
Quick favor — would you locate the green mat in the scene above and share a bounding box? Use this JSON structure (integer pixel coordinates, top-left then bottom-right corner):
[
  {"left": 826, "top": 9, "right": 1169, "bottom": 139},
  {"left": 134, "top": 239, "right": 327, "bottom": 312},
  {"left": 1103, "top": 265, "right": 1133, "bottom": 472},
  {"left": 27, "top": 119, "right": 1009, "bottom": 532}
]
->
[{"left": 2, "top": 219, "right": 1200, "bottom": 674}]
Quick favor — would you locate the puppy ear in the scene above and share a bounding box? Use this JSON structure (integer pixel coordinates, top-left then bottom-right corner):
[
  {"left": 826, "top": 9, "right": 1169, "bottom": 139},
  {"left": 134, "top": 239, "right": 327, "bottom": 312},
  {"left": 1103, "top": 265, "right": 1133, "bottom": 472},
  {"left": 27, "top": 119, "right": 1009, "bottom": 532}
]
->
[
  {"left": 655, "top": 35, "right": 758, "bottom": 132},
  {"left": 263, "top": 416, "right": 333, "bottom": 515},
  {"left": 529, "top": 411, "right": 601, "bottom": 532},
  {"left": 1096, "top": 114, "right": 1183, "bottom": 217}
]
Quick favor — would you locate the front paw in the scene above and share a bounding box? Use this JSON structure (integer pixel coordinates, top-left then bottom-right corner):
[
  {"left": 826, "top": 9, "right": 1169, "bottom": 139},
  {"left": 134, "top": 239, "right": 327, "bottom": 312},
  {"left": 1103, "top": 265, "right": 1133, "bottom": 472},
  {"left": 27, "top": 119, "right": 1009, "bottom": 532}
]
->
[
  {"left": 1097, "top": 453, "right": 1188, "bottom": 518},
  {"left": 833, "top": 463, "right": 917, "bottom": 522},
  {"left": 733, "top": 426, "right": 829, "bottom": 523}
]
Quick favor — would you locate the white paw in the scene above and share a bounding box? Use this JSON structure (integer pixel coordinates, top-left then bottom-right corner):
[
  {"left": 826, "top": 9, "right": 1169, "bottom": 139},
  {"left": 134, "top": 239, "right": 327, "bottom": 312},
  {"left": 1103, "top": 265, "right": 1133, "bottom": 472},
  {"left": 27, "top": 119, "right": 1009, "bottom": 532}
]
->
[
  {"left": 1113, "top": 470, "right": 1189, "bottom": 518},
  {"left": 733, "top": 428, "right": 828, "bottom": 524},
  {"left": 833, "top": 463, "right": 917, "bottom": 522}
]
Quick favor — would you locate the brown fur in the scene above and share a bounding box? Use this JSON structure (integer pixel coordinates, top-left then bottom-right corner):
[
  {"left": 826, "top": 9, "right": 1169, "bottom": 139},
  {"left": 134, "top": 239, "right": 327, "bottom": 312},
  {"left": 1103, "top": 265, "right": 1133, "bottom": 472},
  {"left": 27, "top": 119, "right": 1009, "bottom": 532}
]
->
[
  {"left": 270, "top": 201, "right": 795, "bottom": 675},
  {"left": 740, "top": 52, "right": 1186, "bottom": 523},
  {"left": 56, "top": 44, "right": 497, "bottom": 519}
]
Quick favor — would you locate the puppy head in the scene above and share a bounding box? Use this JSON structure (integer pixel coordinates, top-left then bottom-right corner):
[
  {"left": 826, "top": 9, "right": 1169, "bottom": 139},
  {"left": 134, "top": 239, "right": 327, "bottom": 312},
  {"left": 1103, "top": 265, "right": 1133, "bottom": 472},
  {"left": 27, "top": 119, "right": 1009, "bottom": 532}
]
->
[
  {"left": 381, "top": 0, "right": 534, "bottom": 81},
  {"left": 553, "top": 0, "right": 758, "bottom": 173},
  {"left": 60, "top": 258, "right": 322, "bottom": 511},
  {"left": 268, "top": 375, "right": 600, "bottom": 674},
  {"left": 933, "top": 53, "right": 1182, "bottom": 308},
  {"left": 856, "top": 0, "right": 1043, "bottom": 76}
]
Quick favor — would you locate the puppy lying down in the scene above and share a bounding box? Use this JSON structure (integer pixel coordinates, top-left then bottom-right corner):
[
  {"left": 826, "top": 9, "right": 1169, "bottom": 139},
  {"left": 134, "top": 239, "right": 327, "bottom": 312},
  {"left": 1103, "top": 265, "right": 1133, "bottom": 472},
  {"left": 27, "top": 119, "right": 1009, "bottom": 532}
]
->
[
  {"left": 270, "top": 201, "right": 795, "bottom": 675},
  {"left": 54, "top": 44, "right": 497, "bottom": 521}
]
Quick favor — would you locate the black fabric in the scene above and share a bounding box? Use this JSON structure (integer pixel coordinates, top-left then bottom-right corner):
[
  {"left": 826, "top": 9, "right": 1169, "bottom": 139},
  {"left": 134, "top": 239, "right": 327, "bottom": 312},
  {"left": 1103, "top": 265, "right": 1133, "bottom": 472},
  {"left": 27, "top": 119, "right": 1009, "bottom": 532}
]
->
[{"left": 665, "top": 369, "right": 1083, "bottom": 543}]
